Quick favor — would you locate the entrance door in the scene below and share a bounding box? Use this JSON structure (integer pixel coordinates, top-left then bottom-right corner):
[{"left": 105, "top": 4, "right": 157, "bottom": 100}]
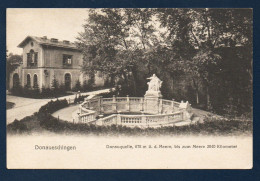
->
[{"left": 65, "top": 73, "right": 71, "bottom": 91}]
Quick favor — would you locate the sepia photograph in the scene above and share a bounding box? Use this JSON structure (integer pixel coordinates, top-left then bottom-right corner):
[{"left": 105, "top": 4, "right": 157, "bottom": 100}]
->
[{"left": 6, "top": 8, "right": 253, "bottom": 169}]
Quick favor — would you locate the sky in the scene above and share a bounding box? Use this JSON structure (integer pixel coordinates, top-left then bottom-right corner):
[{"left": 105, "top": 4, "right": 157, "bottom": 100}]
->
[{"left": 7, "top": 8, "right": 89, "bottom": 55}]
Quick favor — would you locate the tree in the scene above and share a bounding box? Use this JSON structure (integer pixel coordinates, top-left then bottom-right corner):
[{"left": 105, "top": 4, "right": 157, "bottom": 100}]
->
[
  {"left": 82, "top": 79, "right": 88, "bottom": 91},
  {"left": 77, "top": 9, "right": 131, "bottom": 82},
  {"left": 77, "top": 8, "right": 252, "bottom": 116},
  {"left": 77, "top": 9, "right": 158, "bottom": 95},
  {"left": 51, "top": 75, "right": 59, "bottom": 96},
  {"left": 6, "top": 52, "right": 22, "bottom": 90},
  {"left": 156, "top": 8, "right": 252, "bottom": 111},
  {"left": 74, "top": 79, "right": 81, "bottom": 91}
]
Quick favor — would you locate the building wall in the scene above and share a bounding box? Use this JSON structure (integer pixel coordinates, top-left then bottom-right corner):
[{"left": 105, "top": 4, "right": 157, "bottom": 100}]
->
[
  {"left": 22, "top": 69, "right": 42, "bottom": 88},
  {"left": 9, "top": 65, "right": 23, "bottom": 89},
  {"left": 42, "top": 46, "right": 82, "bottom": 68},
  {"left": 45, "top": 68, "right": 82, "bottom": 89}
]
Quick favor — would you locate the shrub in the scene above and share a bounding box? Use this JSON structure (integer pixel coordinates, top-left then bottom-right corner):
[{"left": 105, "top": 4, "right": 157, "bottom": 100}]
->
[
  {"left": 59, "top": 83, "right": 66, "bottom": 94},
  {"left": 82, "top": 79, "right": 88, "bottom": 91},
  {"left": 51, "top": 75, "right": 59, "bottom": 90},
  {"left": 88, "top": 73, "right": 95, "bottom": 90},
  {"left": 6, "top": 101, "right": 15, "bottom": 110},
  {"left": 11, "top": 83, "right": 69, "bottom": 99},
  {"left": 39, "top": 99, "right": 69, "bottom": 114},
  {"left": 8, "top": 113, "right": 253, "bottom": 136},
  {"left": 73, "top": 79, "right": 81, "bottom": 92},
  {"left": 7, "top": 119, "right": 29, "bottom": 134},
  {"left": 11, "top": 82, "right": 23, "bottom": 96}
]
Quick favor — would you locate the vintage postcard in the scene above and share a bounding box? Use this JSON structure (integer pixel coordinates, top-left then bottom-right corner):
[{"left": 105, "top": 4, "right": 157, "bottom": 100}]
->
[{"left": 6, "top": 8, "right": 253, "bottom": 169}]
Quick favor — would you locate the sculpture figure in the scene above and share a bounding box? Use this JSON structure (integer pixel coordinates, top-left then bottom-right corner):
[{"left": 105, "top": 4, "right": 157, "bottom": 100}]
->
[{"left": 147, "top": 74, "right": 162, "bottom": 92}]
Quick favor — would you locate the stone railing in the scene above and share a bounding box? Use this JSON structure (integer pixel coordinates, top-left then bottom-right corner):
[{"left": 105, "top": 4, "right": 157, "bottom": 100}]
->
[
  {"left": 83, "top": 95, "right": 183, "bottom": 114},
  {"left": 95, "top": 111, "right": 185, "bottom": 128},
  {"left": 77, "top": 95, "right": 192, "bottom": 128},
  {"left": 119, "top": 111, "right": 184, "bottom": 127},
  {"left": 78, "top": 111, "right": 96, "bottom": 124},
  {"left": 98, "top": 114, "right": 118, "bottom": 126},
  {"left": 76, "top": 103, "right": 97, "bottom": 124}
]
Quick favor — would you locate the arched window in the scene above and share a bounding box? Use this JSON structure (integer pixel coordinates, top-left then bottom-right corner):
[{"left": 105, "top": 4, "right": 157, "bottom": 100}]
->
[
  {"left": 64, "top": 73, "right": 71, "bottom": 91},
  {"left": 13, "top": 73, "right": 19, "bottom": 88},
  {"left": 27, "top": 49, "right": 38, "bottom": 67},
  {"left": 33, "top": 74, "right": 38, "bottom": 88},
  {"left": 26, "top": 74, "right": 31, "bottom": 88}
]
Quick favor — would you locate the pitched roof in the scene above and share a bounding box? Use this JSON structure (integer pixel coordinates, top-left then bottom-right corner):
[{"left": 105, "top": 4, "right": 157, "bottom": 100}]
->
[{"left": 17, "top": 36, "right": 80, "bottom": 50}]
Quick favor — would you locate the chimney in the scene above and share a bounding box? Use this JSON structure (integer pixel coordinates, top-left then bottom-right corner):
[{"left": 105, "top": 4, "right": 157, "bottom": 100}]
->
[
  {"left": 51, "top": 38, "right": 58, "bottom": 43},
  {"left": 63, "top": 40, "right": 70, "bottom": 44}
]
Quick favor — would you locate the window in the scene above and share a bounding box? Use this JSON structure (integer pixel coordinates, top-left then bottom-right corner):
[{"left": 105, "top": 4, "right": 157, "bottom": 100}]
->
[
  {"left": 33, "top": 74, "right": 38, "bottom": 88},
  {"left": 27, "top": 49, "right": 38, "bottom": 67},
  {"left": 26, "top": 74, "right": 31, "bottom": 88},
  {"left": 63, "top": 55, "right": 72, "bottom": 67},
  {"left": 33, "top": 53, "right": 38, "bottom": 64}
]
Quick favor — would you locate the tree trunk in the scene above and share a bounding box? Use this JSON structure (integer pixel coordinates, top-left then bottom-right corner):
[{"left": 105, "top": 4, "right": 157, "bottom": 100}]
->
[
  {"left": 206, "top": 85, "right": 211, "bottom": 110},
  {"left": 192, "top": 78, "right": 200, "bottom": 105},
  {"left": 110, "top": 74, "right": 115, "bottom": 86},
  {"left": 122, "top": 72, "right": 128, "bottom": 86},
  {"left": 131, "top": 67, "right": 138, "bottom": 96},
  {"left": 196, "top": 91, "right": 199, "bottom": 105}
]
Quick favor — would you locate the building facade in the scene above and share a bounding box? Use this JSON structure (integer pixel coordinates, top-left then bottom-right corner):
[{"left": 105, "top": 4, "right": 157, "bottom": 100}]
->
[{"left": 10, "top": 36, "right": 104, "bottom": 91}]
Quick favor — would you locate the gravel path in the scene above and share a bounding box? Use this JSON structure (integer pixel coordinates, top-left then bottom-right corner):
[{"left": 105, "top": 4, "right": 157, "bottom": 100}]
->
[
  {"left": 6, "top": 88, "right": 112, "bottom": 124},
  {"left": 52, "top": 105, "right": 79, "bottom": 123}
]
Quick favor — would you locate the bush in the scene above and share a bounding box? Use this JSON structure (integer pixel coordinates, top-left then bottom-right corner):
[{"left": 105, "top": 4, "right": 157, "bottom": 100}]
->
[
  {"left": 38, "top": 99, "right": 69, "bottom": 115},
  {"left": 11, "top": 84, "right": 69, "bottom": 99},
  {"left": 7, "top": 112, "right": 253, "bottom": 136},
  {"left": 73, "top": 79, "right": 81, "bottom": 92},
  {"left": 11, "top": 85, "right": 23, "bottom": 96},
  {"left": 33, "top": 111, "right": 253, "bottom": 136},
  {"left": 82, "top": 79, "right": 88, "bottom": 91},
  {"left": 38, "top": 117, "right": 252, "bottom": 136},
  {"left": 6, "top": 101, "right": 15, "bottom": 110},
  {"left": 7, "top": 119, "right": 30, "bottom": 134}
]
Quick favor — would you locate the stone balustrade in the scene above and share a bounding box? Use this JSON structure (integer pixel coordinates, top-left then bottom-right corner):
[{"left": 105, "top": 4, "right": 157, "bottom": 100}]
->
[
  {"left": 94, "top": 111, "right": 185, "bottom": 128},
  {"left": 78, "top": 112, "right": 96, "bottom": 124},
  {"left": 76, "top": 95, "right": 192, "bottom": 128}
]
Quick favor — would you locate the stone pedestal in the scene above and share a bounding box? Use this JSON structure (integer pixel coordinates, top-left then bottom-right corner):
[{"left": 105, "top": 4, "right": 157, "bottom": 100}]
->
[
  {"left": 144, "top": 90, "right": 162, "bottom": 98},
  {"left": 112, "top": 95, "right": 117, "bottom": 113},
  {"left": 144, "top": 91, "right": 162, "bottom": 114}
]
